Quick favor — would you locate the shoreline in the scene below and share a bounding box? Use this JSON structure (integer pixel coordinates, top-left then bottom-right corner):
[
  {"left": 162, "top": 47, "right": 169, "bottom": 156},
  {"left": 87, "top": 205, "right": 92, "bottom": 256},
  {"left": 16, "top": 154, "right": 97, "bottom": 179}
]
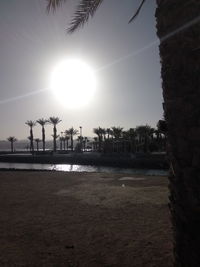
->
[{"left": 0, "top": 151, "right": 168, "bottom": 169}]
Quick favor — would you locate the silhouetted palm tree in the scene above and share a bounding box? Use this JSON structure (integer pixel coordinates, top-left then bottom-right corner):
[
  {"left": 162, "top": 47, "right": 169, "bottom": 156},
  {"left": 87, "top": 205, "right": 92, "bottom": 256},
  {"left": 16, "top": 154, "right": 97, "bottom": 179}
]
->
[
  {"left": 157, "top": 120, "right": 167, "bottom": 151},
  {"left": 25, "top": 120, "right": 36, "bottom": 153},
  {"left": 7, "top": 136, "right": 17, "bottom": 153},
  {"left": 59, "top": 136, "right": 64, "bottom": 151},
  {"left": 37, "top": 118, "right": 49, "bottom": 151},
  {"left": 83, "top": 137, "right": 88, "bottom": 151},
  {"left": 135, "top": 125, "right": 152, "bottom": 153},
  {"left": 111, "top": 127, "right": 123, "bottom": 140},
  {"left": 34, "top": 138, "right": 41, "bottom": 152},
  {"left": 93, "top": 137, "right": 98, "bottom": 151},
  {"left": 66, "top": 127, "right": 78, "bottom": 151},
  {"left": 101, "top": 128, "right": 106, "bottom": 141},
  {"left": 106, "top": 128, "right": 112, "bottom": 139},
  {"left": 111, "top": 127, "right": 123, "bottom": 152},
  {"left": 47, "top": 1, "right": 200, "bottom": 265},
  {"left": 48, "top": 117, "right": 62, "bottom": 152},
  {"left": 93, "top": 127, "right": 103, "bottom": 152},
  {"left": 125, "top": 128, "right": 137, "bottom": 153},
  {"left": 65, "top": 135, "right": 70, "bottom": 151}
]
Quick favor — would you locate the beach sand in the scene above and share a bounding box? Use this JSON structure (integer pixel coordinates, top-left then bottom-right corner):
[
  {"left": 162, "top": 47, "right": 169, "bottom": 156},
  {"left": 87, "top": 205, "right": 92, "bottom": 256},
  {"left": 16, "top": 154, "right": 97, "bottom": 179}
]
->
[{"left": 0, "top": 171, "right": 173, "bottom": 266}]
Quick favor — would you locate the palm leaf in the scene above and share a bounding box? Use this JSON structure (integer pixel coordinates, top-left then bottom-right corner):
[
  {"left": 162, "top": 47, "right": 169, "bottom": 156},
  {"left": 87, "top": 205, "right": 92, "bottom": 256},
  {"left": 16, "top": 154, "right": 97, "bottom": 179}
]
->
[
  {"left": 67, "top": 0, "right": 104, "bottom": 33},
  {"left": 128, "top": 0, "right": 147, "bottom": 23},
  {"left": 47, "top": 0, "right": 146, "bottom": 33},
  {"left": 47, "top": 0, "right": 67, "bottom": 12}
]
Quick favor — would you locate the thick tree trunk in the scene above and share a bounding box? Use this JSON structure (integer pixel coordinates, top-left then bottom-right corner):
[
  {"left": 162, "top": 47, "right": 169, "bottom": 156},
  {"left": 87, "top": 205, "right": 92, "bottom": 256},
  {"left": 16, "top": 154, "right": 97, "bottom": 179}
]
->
[{"left": 156, "top": 1, "right": 200, "bottom": 266}]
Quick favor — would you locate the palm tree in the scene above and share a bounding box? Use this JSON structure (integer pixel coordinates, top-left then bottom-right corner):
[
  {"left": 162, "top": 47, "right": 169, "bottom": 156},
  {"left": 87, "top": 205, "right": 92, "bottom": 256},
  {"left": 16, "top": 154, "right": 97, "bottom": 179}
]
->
[
  {"left": 59, "top": 136, "right": 64, "bottom": 151},
  {"left": 111, "top": 126, "right": 123, "bottom": 152},
  {"left": 65, "top": 135, "right": 70, "bottom": 151},
  {"left": 156, "top": 120, "right": 167, "bottom": 152},
  {"left": 7, "top": 136, "right": 17, "bottom": 153},
  {"left": 125, "top": 128, "right": 137, "bottom": 153},
  {"left": 101, "top": 128, "right": 106, "bottom": 141},
  {"left": 34, "top": 138, "right": 41, "bottom": 152},
  {"left": 37, "top": 118, "right": 49, "bottom": 151},
  {"left": 48, "top": 117, "right": 62, "bottom": 152},
  {"left": 47, "top": 1, "right": 200, "bottom": 265},
  {"left": 66, "top": 127, "right": 78, "bottom": 151},
  {"left": 135, "top": 125, "right": 152, "bottom": 153},
  {"left": 111, "top": 126, "right": 123, "bottom": 140},
  {"left": 83, "top": 137, "right": 88, "bottom": 151},
  {"left": 25, "top": 120, "right": 36, "bottom": 153},
  {"left": 93, "top": 137, "right": 98, "bottom": 151},
  {"left": 93, "top": 127, "right": 103, "bottom": 152},
  {"left": 106, "top": 128, "right": 113, "bottom": 140}
]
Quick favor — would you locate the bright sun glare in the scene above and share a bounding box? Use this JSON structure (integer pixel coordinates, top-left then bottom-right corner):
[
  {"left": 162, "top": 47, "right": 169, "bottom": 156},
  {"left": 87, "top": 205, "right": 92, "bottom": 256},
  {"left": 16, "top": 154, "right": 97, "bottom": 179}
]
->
[{"left": 50, "top": 59, "right": 97, "bottom": 109}]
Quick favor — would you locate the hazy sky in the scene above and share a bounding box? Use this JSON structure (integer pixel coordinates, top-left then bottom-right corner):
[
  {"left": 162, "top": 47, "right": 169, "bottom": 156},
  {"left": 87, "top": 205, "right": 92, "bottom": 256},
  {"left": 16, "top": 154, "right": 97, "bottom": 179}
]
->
[{"left": 0, "top": 0, "right": 163, "bottom": 140}]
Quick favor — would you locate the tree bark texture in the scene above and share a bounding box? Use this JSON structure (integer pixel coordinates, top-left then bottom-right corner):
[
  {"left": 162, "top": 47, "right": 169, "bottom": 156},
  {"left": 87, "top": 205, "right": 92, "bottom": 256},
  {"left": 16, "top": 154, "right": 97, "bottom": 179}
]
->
[{"left": 156, "top": 0, "right": 200, "bottom": 266}]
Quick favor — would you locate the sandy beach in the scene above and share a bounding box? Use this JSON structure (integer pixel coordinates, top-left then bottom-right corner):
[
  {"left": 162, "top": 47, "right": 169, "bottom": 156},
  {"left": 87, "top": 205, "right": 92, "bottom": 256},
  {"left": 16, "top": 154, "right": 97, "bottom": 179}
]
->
[{"left": 0, "top": 171, "right": 173, "bottom": 266}]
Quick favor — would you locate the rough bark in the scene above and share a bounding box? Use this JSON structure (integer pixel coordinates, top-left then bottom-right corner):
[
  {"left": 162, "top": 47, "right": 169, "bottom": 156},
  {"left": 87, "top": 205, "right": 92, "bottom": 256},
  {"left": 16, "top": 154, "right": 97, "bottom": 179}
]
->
[{"left": 156, "top": 1, "right": 200, "bottom": 266}]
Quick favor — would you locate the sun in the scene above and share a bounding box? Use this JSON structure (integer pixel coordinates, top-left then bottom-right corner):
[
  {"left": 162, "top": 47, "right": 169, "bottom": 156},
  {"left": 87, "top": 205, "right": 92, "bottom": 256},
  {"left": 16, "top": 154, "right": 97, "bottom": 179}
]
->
[{"left": 50, "top": 58, "right": 97, "bottom": 109}]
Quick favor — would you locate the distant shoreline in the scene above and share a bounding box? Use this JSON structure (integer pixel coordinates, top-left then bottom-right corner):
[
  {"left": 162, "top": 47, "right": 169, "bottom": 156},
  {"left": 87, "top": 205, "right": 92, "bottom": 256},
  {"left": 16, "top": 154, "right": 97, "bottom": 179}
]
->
[{"left": 0, "top": 152, "right": 168, "bottom": 170}]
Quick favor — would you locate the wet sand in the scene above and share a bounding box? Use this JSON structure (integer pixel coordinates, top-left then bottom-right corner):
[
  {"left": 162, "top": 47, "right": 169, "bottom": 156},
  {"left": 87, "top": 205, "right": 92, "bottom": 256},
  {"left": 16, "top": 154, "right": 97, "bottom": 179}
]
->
[{"left": 0, "top": 171, "right": 173, "bottom": 266}]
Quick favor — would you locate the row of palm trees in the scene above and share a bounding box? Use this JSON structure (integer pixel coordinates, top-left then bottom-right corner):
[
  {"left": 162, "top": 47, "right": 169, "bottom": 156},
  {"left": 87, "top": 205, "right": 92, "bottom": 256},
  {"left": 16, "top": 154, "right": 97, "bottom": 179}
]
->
[
  {"left": 25, "top": 117, "right": 81, "bottom": 153},
  {"left": 6, "top": 119, "right": 166, "bottom": 154},
  {"left": 92, "top": 123, "right": 166, "bottom": 153}
]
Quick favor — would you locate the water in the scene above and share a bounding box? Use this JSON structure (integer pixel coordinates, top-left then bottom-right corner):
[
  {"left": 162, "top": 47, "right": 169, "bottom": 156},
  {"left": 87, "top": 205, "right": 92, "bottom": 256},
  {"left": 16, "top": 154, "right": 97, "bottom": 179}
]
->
[{"left": 0, "top": 162, "right": 168, "bottom": 176}]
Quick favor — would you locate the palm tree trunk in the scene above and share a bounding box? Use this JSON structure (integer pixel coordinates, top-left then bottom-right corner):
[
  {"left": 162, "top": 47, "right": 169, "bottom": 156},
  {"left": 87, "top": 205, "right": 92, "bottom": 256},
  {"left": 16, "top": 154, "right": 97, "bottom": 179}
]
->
[
  {"left": 66, "top": 139, "right": 69, "bottom": 151},
  {"left": 98, "top": 135, "right": 101, "bottom": 152},
  {"left": 11, "top": 142, "right": 13, "bottom": 153},
  {"left": 30, "top": 127, "right": 34, "bottom": 153},
  {"left": 42, "top": 126, "right": 45, "bottom": 151},
  {"left": 156, "top": 1, "right": 200, "bottom": 266},
  {"left": 71, "top": 136, "right": 73, "bottom": 151},
  {"left": 53, "top": 125, "right": 56, "bottom": 152}
]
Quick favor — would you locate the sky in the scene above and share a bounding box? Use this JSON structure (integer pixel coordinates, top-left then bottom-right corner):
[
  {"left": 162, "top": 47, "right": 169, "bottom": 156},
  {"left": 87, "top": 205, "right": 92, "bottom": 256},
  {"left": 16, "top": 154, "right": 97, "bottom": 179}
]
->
[{"left": 0, "top": 0, "right": 163, "bottom": 140}]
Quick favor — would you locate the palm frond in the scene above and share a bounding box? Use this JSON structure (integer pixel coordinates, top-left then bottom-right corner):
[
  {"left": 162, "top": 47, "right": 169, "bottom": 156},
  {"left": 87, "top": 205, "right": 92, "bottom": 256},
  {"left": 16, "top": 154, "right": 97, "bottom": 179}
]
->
[
  {"left": 47, "top": 0, "right": 67, "bottom": 12},
  {"left": 128, "top": 0, "right": 146, "bottom": 23},
  {"left": 49, "top": 116, "right": 62, "bottom": 125},
  {"left": 67, "top": 0, "right": 104, "bottom": 33},
  {"left": 37, "top": 118, "right": 49, "bottom": 126},
  {"left": 7, "top": 136, "right": 17, "bottom": 142},
  {"left": 25, "top": 120, "right": 36, "bottom": 127}
]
